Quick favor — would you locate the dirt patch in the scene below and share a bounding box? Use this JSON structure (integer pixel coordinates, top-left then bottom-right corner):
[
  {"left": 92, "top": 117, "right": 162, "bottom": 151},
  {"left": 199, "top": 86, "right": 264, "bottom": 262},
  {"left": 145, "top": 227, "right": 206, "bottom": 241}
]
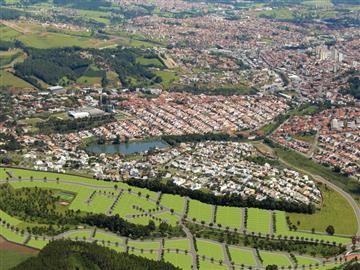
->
[{"left": 0, "top": 236, "right": 38, "bottom": 254}]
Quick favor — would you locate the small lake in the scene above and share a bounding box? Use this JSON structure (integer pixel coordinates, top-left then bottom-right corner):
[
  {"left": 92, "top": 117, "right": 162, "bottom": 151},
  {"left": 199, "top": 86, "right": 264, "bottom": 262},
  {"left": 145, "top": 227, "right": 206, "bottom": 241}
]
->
[{"left": 86, "top": 139, "right": 169, "bottom": 155}]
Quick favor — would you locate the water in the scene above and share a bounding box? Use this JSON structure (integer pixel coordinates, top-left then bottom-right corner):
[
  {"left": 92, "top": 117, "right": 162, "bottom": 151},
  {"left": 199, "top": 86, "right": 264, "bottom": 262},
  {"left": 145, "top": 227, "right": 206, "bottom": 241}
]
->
[{"left": 86, "top": 139, "right": 169, "bottom": 155}]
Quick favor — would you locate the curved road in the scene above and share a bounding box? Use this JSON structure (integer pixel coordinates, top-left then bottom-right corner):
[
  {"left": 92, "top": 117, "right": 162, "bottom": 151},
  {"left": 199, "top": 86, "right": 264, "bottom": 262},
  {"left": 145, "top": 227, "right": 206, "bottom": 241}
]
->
[{"left": 280, "top": 157, "right": 360, "bottom": 237}]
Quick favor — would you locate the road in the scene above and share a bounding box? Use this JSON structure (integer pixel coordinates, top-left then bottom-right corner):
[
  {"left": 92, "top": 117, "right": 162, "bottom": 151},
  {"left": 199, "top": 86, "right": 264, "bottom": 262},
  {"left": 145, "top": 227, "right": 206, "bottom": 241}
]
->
[{"left": 279, "top": 157, "right": 360, "bottom": 238}]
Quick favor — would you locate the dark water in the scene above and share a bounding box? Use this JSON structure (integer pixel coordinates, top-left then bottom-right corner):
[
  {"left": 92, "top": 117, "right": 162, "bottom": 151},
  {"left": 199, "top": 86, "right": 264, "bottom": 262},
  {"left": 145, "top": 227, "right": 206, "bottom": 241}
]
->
[{"left": 86, "top": 139, "right": 169, "bottom": 155}]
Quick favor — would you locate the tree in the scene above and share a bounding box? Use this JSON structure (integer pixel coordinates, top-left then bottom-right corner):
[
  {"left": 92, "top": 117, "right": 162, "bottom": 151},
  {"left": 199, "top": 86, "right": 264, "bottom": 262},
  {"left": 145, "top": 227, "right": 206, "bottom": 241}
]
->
[
  {"left": 266, "top": 265, "right": 278, "bottom": 270},
  {"left": 326, "top": 225, "right": 335, "bottom": 236}
]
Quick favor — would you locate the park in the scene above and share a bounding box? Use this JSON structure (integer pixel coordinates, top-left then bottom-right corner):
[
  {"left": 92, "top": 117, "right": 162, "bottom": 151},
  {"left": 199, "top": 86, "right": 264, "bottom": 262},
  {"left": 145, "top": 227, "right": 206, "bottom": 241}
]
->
[{"left": 0, "top": 167, "right": 354, "bottom": 270}]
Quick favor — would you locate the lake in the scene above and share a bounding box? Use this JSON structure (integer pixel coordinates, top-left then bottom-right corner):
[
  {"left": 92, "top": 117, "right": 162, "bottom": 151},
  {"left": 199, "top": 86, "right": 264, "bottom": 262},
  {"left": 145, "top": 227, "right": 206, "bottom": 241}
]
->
[{"left": 86, "top": 139, "right": 169, "bottom": 155}]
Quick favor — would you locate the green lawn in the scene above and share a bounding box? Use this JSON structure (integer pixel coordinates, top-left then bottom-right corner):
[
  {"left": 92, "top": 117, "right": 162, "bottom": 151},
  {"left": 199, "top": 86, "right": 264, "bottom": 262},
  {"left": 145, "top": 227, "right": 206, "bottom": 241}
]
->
[
  {"left": 136, "top": 56, "right": 163, "bottom": 67},
  {"left": 216, "top": 206, "right": 242, "bottom": 229},
  {"left": 88, "top": 193, "right": 115, "bottom": 214},
  {"left": 63, "top": 230, "right": 92, "bottom": 240},
  {"left": 287, "top": 186, "right": 357, "bottom": 235},
  {"left": 164, "top": 252, "right": 193, "bottom": 270},
  {"left": 188, "top": 200, "right": 213, "bottom": 224},
  {"left": 93, "top": 231, "right": 124, "bottom": 244},
  {"left": 196, "top": 239, "right": 224, "bottom": 261},
  {"left": 26, "top": 238, "right": 49, "bottom": 249},
  {"left": 259, "top": 251, "right": 292, "bottom": 267},
  {"left": 295, "top": 255, "right": 321, "bottom": 266},
  {"left": 129, "top": 250, "right": 159, "bottom": 261},
  {"left": 160, "top": 194, "right": 185, "bottom": 214},
  {"left": 276, "top": 211, "right": 350, "bottom": 244},
  {"left": 0, "top": 226, "right": 26, "bottom": 244},
  {"left": 154, "top": 70, "right": 178, "bottom": 89},
  {"left": 164, "top": 239, "right": 190, "bottom": 251},
  {"left": 199, "top": 261, "right": 228, "bottom": 270},
  {"left": 0, "top": 250, "right": 34, "bottom": 270},
  {"left": 128, "top": 240, "right": 161, "bottom": 250},
  {"left": 228, "top": 246, "right": 257, "bottom": 266},
  {"left": 246, "top": 208, "right": 271, "bottom": 234}
]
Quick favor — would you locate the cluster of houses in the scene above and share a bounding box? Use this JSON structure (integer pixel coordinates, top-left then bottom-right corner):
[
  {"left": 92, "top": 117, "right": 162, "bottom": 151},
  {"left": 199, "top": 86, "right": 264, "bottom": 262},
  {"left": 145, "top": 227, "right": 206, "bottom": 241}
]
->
[{"left": 272, "top": 107, "right": 360, "bottom": 176}]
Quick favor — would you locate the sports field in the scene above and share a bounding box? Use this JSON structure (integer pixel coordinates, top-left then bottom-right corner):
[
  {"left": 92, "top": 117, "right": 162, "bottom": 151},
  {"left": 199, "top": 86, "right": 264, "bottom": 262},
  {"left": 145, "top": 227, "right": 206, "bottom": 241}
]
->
[{"left": 187, "top": 200, "right": 213, "bottom": 223}]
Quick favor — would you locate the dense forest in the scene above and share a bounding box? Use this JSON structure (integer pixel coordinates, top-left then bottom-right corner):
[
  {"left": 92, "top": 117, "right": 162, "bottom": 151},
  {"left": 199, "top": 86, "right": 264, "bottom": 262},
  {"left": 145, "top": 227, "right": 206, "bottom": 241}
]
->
[
  {"left": 341, "top": 76, "right": 360, "bottom": 99},
  {"left": 12, "top": 240, "right": 180, "bottom": 270},
  {"left": 13, "top": 46, "right": 162, "bottom": 88}
]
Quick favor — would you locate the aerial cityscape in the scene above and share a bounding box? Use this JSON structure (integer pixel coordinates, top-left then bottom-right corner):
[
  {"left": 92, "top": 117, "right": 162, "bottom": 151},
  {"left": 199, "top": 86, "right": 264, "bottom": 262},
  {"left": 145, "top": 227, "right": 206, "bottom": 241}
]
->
[{"left": 0, "top": 0, "right": 359, "bottom": 269}]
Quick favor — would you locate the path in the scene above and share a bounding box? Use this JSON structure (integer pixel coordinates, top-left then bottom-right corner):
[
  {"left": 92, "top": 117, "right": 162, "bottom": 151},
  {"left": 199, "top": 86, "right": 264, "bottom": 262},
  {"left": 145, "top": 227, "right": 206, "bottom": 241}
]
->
[{"left": 180, "top": 223, "right": 198, "bottom": 270}]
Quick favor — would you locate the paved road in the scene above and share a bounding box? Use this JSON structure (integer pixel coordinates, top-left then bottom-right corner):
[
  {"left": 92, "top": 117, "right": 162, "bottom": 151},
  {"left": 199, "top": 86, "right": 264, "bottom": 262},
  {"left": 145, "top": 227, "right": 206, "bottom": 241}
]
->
[{"left": 280, "top": 157, "right": 360, "bottom": 237}]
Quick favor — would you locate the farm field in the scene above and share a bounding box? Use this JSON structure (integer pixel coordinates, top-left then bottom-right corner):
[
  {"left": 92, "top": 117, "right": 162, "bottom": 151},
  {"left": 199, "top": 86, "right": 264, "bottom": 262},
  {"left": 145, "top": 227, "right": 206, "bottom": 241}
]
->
[
  {"left": 163, "top": 252, "right": 193, "bottom": 270},
  {"left": 0, "top": 22, "right": 116, "bottom": 49},
  {"left": 196, "top": 239, "right": 224, "bottom": 261},
  {"left": 187, "top": 199, "right": 213, "bottom": 224},
  {"left": 0, "top": 70, "right": 34, "bottom": 89},
  {"left": 0, "top": 250, "right": 34, "bottom": 270},
  {"left": 228, "top": 246, "right": 257, "bottom": 266},
  {"left": 246, "top": 208, "right": 271, "bottom": 234},
  {"left": 216, "top": 206, "right": 242, "bottom": 229}
]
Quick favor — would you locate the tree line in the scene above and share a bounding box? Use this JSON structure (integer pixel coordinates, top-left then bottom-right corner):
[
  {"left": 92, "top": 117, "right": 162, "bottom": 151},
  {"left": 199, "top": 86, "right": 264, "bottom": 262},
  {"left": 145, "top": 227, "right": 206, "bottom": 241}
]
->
[{"left": 126, "top": 178, "right": 316, "bottom": 214}]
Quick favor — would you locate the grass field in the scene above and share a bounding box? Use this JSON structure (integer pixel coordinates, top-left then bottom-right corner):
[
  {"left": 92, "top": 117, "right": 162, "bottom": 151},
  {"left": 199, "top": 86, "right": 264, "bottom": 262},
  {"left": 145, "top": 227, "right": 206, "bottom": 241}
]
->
[
  {"left": 259, "top": 251, "right": 292, "bottom": 267},
  {"left": 216, "top": 206, "right": 242, "bottom": 229},
  {"left": 0, "top": 22, "right": 115, "bottom": 49},
  {"left": 275, "top": 211, "right": 350, "bottom": 244},
  {"left": 0, "top": 226, "right": 26, "bottom": 244},
  {"left": 128, "top": 240, "right": 161, "bottom": 250},
  {"left": 0, "top": 70, "right": 34, "bottom": 89},
  {"left": 287, "top": 185, "right": 357, "bottom": 235},
  {"left": 26, "top": 238, "right": 49, "bottom": 249},
  {"left": 160, "top": 194, "right": 185, "bottom": 214},
  {"left": 196, "top": 239, "right": 224, "bottom": 261},
  {"left": 164, "top": 252, "right": 193, "bottom": 270},
  {"left": 228, "top": 246, "right": 257, "bottom": 266},
  {"left": 154, "top": 70, "right": 179, "bottom": 89},
  {"left": 93, "top": 231, "right": 124, "bottom": 244},
  {"left": 199, "top": 261, "right": 228, "bottom": 270},
  {"left": 63, "top": 230, "right": 92, "bottom": 240},
  {"left": 188, "top": 200, "right": 213, "bottom": 224},
  {"left": 129, "top": 250, "right": 159, "bottom": 260},
  {"left": 88, "top": 193, "right": 115, "bottom": 213},
  {"left": 295, "top": 255, "right": 321, "bottom": 266},
  {"left": 164, "top": 239, "right": 190, "bottom": 251},
  {"left": 0, "top": 250, "right": 33, "bottom": 270},
  {"left": 136, "top": 56, "right": 163, "bottom": 67},
  {"left": 246, "top": 208, "right": 271, "bottom": 234}
]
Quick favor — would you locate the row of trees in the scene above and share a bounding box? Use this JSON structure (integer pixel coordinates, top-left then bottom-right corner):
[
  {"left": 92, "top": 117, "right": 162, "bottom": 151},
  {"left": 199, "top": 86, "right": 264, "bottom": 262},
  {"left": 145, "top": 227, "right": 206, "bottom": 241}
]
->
[{"left": 127, "top": 178, "right": 315, "bottom": 214}]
